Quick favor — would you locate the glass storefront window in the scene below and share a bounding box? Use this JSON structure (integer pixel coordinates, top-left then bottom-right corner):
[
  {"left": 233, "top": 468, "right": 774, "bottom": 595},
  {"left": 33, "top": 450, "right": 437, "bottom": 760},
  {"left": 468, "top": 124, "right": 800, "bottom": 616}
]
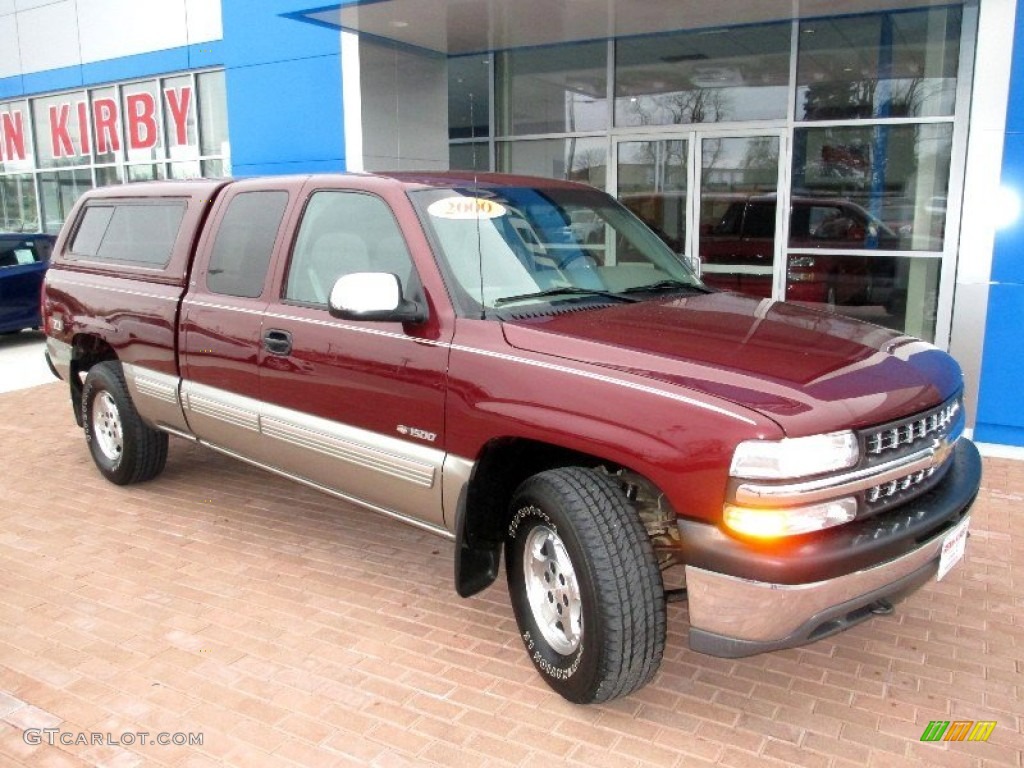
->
[
  {"left": 0, "top": 174, "right": 38, "bottom": 231},
  {"left": 449, "top": 55, "right": 490, "bottom": 140},
  {"left": 198, "top": 70, "right": 229, "bottom": 162},
  {"left": 797, "top": 8, "right": 962, "bottom": 121},
  {"left": 0, "top": 100, "right": 33, "bottom": 174},
  {"left": 496, "top": 43, "right": 608, "bottom": 136},
  {"left": 617, "top": 139, "right": 688, "bottom": 254},
  {"left": 1, "top": 69, "right": 228, "bottom": 233},
  {"left": 32, "top": 93, "right": 89, "bottom": 169},
  {"left": 450, "top": 142, "right": 489, "bottom": 172},
  {"left": 785, "top": 252, "right": 940, "bottom": 339},
  {"left": 121, "top": 80, "right": 164, "bottom": 164},
  {"left": 616, "top": 23, "right": 791, "bottom": 127},
  {"left": 792, "top": 123, "right": 952, "bottom": 252},
  {"left": 38, "top": 169, "right": 92, "bottom": 233},
  {"left": 95, "top": 166, "right": 122, "bottom": 187},
  {"left": 497, "top": 138, "right": 607, "bottom": 187},
  {"left": 163, "top": 74, "right": 199, "bottom": 163},
  {"left": 90, "top": 86, "right": 120, "bottom": 164}
]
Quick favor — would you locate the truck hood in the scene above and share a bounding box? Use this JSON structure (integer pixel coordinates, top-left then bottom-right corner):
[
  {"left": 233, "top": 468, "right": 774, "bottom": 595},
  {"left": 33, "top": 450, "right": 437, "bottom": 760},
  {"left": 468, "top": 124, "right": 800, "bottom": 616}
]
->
[{"left": 501, "top": 292, "right": 963, "bottom": 436}]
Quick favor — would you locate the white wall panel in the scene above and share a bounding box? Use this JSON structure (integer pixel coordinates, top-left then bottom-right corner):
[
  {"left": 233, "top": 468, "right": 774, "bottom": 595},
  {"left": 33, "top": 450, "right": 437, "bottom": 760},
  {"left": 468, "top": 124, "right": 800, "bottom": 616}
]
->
[
  {"left": 0, "top": 14, "right": 21, "bottom": 78},
  {"left": 14, "top": 0, "right": 60, "bottom": 10},
  {"left": 185, "top": 0, "right": 222, "bottom": 44},
  {"left": 78, "top": 0, "right": 188, "bottom": 63},
  {"left": 2, "top": 0, "right": 223, "bottom": 79},
  {"left": 17, "top": 1, "right": 80, "bottom": 74}
]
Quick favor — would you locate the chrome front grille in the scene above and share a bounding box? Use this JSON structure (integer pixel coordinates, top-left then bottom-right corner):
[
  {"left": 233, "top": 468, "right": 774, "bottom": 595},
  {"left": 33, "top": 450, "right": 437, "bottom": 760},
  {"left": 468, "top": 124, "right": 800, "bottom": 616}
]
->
[
  {"left": 858, "top": 395, "right": 963, "bottom": 515},
  {"left": 865, "top": 468, "right": 934, "bottom": 503},
  {"left": 865, "top": 399, "right": 961, "bottom": 457}
]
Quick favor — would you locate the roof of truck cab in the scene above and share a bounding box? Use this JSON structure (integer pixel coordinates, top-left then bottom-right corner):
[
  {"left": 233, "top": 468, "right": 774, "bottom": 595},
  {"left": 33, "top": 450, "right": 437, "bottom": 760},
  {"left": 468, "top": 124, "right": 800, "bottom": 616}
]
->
[
  {"left": 76, "top": 171, "right": 597, "bottom": 201},
  {"left": 80, "top": 178, "right": 231, "bottom": 199}
]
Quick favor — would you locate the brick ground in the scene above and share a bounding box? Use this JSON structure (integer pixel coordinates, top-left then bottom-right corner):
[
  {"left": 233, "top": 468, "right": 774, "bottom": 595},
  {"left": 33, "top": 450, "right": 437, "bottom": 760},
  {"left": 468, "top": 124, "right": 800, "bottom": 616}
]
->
[{"left": 0, "top": 382, "right": 1021, "bottom": 767}]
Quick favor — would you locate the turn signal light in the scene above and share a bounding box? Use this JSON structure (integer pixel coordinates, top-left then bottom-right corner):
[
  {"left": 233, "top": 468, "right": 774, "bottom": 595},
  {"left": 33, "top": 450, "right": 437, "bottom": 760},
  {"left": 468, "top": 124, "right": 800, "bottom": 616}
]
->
[{"left": 723, "top": 497, "right": 857, "bottom": 539}]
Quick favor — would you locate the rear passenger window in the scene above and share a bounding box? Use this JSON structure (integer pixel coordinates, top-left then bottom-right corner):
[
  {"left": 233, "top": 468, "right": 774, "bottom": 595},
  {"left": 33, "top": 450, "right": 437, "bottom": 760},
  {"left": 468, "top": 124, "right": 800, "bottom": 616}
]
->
[
  {"left": 285, "top": 191, "right": 417, "bottom": 306},
  {"left": 207, "top": 191, "right": 289, "bottom": 298},
  {"left": 71, "top": 203, "right": 186, "bottom": 265}
]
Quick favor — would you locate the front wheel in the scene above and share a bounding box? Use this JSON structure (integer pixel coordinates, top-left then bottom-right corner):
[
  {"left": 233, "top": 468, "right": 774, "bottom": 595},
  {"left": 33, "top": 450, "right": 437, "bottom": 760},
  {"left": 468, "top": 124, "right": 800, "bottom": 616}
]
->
[
  {"left": 82, "top": 361, "right": 168, "bottom": 485},
  {"left": 505, "top": 467, "right": 666, "bottom": 703}
]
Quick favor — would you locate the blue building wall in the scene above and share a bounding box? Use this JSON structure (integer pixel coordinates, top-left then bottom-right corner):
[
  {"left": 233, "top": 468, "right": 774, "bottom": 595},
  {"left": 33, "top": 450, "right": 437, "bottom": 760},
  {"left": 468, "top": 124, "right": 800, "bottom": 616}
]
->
[
  {"left": 220, "top": 0, "right": 347, "bottom": 175},
  {"left": 976, "top": 3, "right": 1024, "bottom": 446}
]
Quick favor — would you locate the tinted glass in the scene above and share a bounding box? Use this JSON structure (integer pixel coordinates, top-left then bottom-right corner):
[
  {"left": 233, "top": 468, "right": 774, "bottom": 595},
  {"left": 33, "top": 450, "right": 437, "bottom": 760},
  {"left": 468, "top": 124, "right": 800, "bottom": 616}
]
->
[
  {"left": 208, "top": 191, "right": 289, "bottom": 298},
  {"left": 785, "top": 252, "right": 939, "bottom": 340},
  {"left": 616, "top": 23, "right": 791, "bottom": 127},
  {"left": 496, "top": 43, "right": 607, "bottom": 135},
  {"left": 71, "top": 206, "right": 114, "bottom": 257},
  {"left": 791, "top": 123, "right": 952, "bottom": 251},
  {"left": 450, "top": 142, "right": 490, "bottom": 172},
  {"left": 497, "top": 138, "right": 607, "bottom": 187},
  {"left": 410, "top": 186, "right": 699, "bottom": 316},
  {"left": 449, "top": 55, "right": 490, "bottom": 140},
  {"left": 71, "top": 202, "right": 185, "bottom": 265},
  {"left": 0, "top": 174, "right": 38, "bottom": 232},
  {"left": 797, "top": 8, "right": 962, "bottom": 121},
  {"left": 285, "top": 192, "right": 416, "bottom": 305}
]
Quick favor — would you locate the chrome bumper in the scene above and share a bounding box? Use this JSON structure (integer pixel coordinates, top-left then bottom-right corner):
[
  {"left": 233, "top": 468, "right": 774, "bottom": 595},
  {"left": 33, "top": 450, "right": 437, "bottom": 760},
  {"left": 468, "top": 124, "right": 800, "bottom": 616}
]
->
[{"left": 685, "top": 520, "right": 960, "bottom": 657}]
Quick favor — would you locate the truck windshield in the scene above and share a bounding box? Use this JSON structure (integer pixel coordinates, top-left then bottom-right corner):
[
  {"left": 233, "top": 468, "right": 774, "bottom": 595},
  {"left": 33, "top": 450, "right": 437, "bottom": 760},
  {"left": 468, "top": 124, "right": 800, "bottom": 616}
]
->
[{"left": 409, "top": 186, "right": 702, "bottom": 315}]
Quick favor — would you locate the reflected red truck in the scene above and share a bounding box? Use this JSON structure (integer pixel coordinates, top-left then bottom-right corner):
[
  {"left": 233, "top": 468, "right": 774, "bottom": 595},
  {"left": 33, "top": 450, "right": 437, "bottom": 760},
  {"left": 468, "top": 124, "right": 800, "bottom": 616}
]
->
[{"left": 42, "top": 172, "right": 980, "bottom": 703}]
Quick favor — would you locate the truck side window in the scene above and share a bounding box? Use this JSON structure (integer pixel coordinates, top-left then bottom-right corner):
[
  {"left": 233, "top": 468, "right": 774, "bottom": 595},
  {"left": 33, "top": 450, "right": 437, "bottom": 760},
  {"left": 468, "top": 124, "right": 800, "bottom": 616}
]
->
[
  {"left": 70, "top": 203, "right": 185, "bottom": 265},
  {"left": 207, "top": 191, "right": 289, "bottom": 298},
  {"left": 285, "top": 191, "right": 417, "bottom": 306}
]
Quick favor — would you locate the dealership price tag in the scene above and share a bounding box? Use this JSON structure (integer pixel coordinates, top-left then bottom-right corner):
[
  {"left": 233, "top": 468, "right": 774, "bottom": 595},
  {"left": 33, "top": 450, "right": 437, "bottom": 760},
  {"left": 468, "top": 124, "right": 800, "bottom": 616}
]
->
[
  {"left": 428, "top": 196, "right": 507, "bottom": 220},
  {"left": 937, "top": 517, "right": 970, "bottom": 581}
]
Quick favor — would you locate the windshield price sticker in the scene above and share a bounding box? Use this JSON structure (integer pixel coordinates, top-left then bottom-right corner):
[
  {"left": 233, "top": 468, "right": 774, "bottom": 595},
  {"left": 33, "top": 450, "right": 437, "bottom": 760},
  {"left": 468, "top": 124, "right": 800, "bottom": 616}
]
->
[
  {"left": 937, "top": 516, "right": 969, "bottom": 581},
  {"left": 428, "top": 197, "right": 507, "bottom": 220}
]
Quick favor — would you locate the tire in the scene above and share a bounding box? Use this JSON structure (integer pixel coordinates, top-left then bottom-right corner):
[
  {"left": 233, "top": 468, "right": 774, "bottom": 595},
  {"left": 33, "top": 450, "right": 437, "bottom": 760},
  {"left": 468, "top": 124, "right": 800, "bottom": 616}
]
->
[
  {"left": 505, "top": 467, "right": 666, "bottom": 703},
  {"left": 82, "top": 361, "right": 168, "bottom": 485}
]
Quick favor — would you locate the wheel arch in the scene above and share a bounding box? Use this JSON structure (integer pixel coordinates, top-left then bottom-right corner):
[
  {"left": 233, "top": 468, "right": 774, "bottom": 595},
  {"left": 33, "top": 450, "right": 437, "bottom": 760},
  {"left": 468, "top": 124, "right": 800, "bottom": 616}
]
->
[
  {"left": 453, "top": 436, "right": 669, "bottom": 598},
  {"left": 68, "top": 333, "right": 119, "bottom": 427}
]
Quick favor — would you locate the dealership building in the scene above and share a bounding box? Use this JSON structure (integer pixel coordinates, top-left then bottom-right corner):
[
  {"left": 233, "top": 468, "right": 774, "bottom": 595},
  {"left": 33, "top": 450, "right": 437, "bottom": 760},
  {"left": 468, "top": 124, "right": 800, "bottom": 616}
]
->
[{"left": 1, "top": 0, "right": 1022, "bottom": 451}]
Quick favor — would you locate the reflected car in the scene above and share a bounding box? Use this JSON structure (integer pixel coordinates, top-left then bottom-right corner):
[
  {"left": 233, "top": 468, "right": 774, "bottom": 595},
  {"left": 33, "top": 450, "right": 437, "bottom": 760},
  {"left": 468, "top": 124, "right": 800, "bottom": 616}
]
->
[
  {"left": 698, "top": 195, "right": 901, "bottom": 307},
  {"left": 0, "top": 234, "right": 55, "bottom": 334}
]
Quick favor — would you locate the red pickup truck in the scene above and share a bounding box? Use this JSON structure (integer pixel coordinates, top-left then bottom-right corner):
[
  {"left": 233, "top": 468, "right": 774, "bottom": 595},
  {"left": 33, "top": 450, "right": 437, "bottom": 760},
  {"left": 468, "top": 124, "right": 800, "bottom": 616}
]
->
[{"left": 41, "top": 173, "right": 980, "bottom": 704}]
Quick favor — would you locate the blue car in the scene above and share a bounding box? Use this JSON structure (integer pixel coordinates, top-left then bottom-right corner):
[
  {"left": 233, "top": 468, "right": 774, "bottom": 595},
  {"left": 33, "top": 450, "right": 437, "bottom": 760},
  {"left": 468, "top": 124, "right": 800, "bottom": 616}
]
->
[{"left": 0, "top": 234, "right": 55, "bottom": 334}]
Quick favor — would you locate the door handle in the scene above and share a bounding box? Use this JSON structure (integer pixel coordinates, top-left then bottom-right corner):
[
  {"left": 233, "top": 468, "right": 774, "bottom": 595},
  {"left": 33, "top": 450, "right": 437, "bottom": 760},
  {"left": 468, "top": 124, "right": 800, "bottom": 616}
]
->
[{"left": 263, "top": 329, "right": 293, "bottom": 356}]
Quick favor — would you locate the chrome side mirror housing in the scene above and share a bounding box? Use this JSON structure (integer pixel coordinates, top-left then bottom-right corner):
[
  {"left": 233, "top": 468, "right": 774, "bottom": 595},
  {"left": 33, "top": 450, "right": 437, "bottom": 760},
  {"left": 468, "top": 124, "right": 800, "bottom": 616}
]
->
[{"left": 327, "top": 272, "right": 426, "bottom": 323}]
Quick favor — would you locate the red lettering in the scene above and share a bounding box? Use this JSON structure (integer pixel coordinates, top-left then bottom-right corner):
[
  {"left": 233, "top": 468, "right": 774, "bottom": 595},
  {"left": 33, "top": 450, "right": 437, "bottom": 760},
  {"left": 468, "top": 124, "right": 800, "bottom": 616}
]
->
[
  {"left": 93, "top": 98, "right": 120, "bottom": 154},
  {"left": 164, "top": 86, "right": 192, "bottom": 146},
  {"left": 126, "top": 93, "right": 158, "bottom": 150},
  {"left": 76, "top": 101, "right": 91, "bottom": 155},
  {"left": 49, "top": 104, "right": 75, "bottom": 157},
  {"left": 1, "top": 111, "right": 27, "bottom": 162}
]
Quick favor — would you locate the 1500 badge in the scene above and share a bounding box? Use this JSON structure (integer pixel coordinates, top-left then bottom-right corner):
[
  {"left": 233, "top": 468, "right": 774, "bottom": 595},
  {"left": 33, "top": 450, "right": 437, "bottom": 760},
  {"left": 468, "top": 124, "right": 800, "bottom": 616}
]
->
[{"left": 397, "top": 425, "right": 437, "bottom": 443}]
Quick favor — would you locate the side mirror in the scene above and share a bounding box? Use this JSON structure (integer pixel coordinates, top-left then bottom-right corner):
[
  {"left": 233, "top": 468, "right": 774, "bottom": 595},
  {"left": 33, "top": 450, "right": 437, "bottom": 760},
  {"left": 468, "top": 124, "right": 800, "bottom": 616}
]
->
[{"left": 328, "top": 272, "right": 426, "bottom": 323}]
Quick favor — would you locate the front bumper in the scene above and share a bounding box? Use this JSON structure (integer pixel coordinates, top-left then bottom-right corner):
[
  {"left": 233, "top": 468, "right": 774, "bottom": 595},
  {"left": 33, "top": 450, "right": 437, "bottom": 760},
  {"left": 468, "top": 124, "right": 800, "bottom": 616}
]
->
[{"left": 680, "top": 439, "right": 981, "bottom": 658}]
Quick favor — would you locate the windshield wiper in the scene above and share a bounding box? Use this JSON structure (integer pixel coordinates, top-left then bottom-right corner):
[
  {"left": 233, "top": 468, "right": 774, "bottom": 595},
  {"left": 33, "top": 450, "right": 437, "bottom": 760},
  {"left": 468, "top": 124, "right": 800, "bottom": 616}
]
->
[
  {"left": 620, "top": 279, "right": 710, "bottom": 295},
  {"left": 494, "top": 286, "right": 641, "bottom": 306}
]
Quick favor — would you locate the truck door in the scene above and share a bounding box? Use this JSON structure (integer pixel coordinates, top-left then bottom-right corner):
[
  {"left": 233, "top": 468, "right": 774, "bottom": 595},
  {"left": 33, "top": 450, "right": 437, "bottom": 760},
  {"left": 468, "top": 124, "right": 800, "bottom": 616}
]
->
[
  {"left": 258, "top": 183, "right": 451, "bottom": 531},
  {"left": 179, "top": 181, "right": 296, "bottom": 459}
]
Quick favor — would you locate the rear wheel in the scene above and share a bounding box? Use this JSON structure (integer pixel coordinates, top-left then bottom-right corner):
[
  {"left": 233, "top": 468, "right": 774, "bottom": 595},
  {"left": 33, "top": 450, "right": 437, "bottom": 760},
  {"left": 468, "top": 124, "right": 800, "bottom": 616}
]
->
[
  {"left": 82, "top": 361, "right": 168, "bottom": 485},
  {"left": 505, "top": 467, "right": 666, "bottom": 703}
]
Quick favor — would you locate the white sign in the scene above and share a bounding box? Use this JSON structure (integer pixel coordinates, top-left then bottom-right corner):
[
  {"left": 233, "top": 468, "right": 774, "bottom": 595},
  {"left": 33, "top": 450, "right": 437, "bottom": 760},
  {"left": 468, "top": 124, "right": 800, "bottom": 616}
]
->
[
  {"left": 427, "top": 196, "right": 507, "bottom": 220},
  {"left": 937, "top": 516, "right": 969, "bottom": 581}
]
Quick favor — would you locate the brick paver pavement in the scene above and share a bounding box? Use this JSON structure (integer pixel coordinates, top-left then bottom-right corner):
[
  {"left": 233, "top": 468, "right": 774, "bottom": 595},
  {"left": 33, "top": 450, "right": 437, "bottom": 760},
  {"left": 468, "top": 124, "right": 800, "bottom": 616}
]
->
[{"left": 0, "top": 382, "right": 1020, "bottom": 767}]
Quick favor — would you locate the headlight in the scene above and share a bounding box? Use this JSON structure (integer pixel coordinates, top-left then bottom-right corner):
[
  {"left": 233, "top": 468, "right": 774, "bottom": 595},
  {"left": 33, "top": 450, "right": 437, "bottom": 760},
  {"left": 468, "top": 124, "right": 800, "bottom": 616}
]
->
[
  {"left": 724, "top": 497, "right": 857, "bottom": 538},
  {"left": 730, "top": 431, "right": 859, "bottom": 480}
]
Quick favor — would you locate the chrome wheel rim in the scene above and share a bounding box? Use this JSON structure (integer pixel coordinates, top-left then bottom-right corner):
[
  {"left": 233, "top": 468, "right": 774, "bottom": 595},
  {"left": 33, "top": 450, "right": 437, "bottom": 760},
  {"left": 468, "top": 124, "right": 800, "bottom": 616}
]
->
[
  {"left": 92, "top": 391, "right": 123, "bottom": 462},
  {"left": 522, "top": 524, "right": 583, "bottom": 655}
]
